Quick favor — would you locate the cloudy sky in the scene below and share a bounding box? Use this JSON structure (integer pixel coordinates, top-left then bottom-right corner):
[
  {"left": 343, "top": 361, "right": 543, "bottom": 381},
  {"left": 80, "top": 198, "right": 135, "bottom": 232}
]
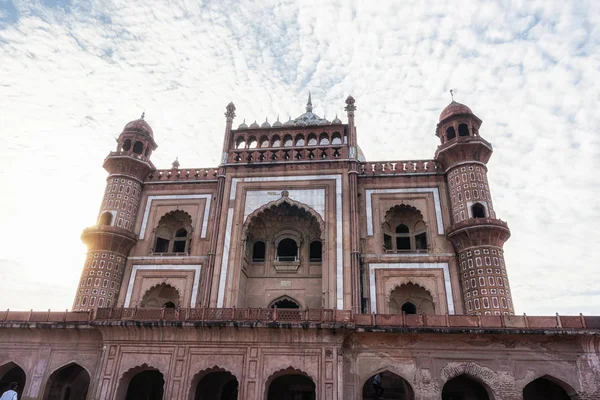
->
[{"left": 0, "top": 0, "right": 598, "bottom": 315}]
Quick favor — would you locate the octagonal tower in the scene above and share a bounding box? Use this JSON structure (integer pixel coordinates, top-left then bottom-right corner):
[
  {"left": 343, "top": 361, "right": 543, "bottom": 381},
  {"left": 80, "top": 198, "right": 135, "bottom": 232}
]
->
[
  {"left": 72, "top": 115, "right": 157, "bottom": 311},
  {"left": 435, "top": 101, "right": 514, "bottom": 315}
]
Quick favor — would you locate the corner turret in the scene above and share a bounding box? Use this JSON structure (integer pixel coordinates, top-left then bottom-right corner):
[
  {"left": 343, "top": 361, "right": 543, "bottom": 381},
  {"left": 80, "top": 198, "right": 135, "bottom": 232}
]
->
[{"left": 434, "top": 98, "right": 515, "bottom": 316}]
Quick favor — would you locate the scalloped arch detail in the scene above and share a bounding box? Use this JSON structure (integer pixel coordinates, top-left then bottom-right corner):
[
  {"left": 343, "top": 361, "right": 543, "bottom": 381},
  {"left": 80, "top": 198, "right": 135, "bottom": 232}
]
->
[
  {"left": 384, "top": 204, "right": 425, "bottom": 225},
  {"left": 388, "top": 281, "right": 434, "bottom": 300},
  {"left": 242, "top": 194, "right": 325, "bottom": 237},
  {"left": 264, "top": 366, "right": 316, "bottom": 388},
  {"left": 187, "top": 365, "right": 239, "bottom": 400},
  {"left": 156, "top": 210, "right": 193, "bottom": 227},
  {"left": 141, "top": 283, "right": 181, "bottom": 307}
]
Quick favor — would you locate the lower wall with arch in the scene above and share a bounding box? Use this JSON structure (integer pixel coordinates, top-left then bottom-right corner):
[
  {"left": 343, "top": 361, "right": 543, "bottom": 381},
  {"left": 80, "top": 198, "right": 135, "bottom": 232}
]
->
[{"left": 1, "top": 324, "right": 599, "bottom": 399}]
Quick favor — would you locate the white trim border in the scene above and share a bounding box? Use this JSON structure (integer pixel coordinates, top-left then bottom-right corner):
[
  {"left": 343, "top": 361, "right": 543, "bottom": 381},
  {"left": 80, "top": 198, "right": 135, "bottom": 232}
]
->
[
  {"left": 139, "top": 194, "right": 212, "bottom": 239},
  {"left": 368, "top": 262, "right": 454, "bottom": 314},
  {"left": 365, "top": 188, "right": 444, "bottom": 236},
  {"left": 218, "top": 175, "right": 343, "bottom": 309},
  {"left": 124, "top": 264, "right": 202, "bottom": 307}
]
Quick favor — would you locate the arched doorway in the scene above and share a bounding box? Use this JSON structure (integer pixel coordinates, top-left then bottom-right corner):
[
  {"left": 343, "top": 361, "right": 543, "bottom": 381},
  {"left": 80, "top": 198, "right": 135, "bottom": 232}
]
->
[
  {"left": 0, "top": 362, "right": 26, "bottom": 399},
  {"left": 266, "top": 369, "right": 315, "bottom": 400},
  {"left": 192, "top": 370, "right": 238, "bottom": 400},
  {"left": 523, "top": 376, "right": 574, "bottom": 400},
  {"left": 362, "top": 370, "right": 414, "bottom": 399},
  {"left": 442, "top": 374, "right": 491, "bottom": 400},
  {"left": 122, "top": 369, "right": 164, "bottom": 400},
  {"left": 43, "top": 363, "right": 90, "bottom": 400}
]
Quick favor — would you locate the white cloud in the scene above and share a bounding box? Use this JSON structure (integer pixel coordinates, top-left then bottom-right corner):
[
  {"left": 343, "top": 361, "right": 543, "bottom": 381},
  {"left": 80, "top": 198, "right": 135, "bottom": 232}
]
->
[{"left": 0, "top": 0, "right": 598, "bottom": 314}]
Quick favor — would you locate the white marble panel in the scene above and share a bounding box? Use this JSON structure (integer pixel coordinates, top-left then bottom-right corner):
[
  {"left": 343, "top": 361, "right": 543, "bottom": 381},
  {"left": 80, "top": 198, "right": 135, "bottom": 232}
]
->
[
  {"left": 139, "top": 194, "right": 212, "bottom": 239},
  {"left": 365, "top": 188, "right": 444, "bottom": 236},
  {"left": 243, "top": 189, "right": 326, "bottom": 222},
  {"left": 124, "top": 264, "right": 202, "bottom": 307},
  {"left": 368, "top": 262, "right": 454, "bottom": 314}
]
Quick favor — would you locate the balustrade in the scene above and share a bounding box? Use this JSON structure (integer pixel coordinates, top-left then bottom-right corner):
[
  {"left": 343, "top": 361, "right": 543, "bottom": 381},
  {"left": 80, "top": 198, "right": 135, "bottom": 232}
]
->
[{"left": 360, "top": 160, "right": 439, "bottom": 175}]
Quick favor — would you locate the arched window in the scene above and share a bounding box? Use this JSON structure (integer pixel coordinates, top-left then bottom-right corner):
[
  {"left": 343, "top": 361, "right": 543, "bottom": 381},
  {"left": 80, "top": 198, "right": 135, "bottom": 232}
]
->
[
  {"left": 99, "top": 212, "right": 113, "bottom": 226},
  {"left": 152, "top": 211, "right": 193, "bottom": 255},
  {"left": 277, "top": 238, "right": 298, "bottom": 262},
  {"left": 259, "top": 136, "right": 270, "bottom": 148},
  {"left": 141, "top": 283, "right": 180, "bottom": 308},
  {"left": 472, "top": 203, "right": 486, "bottom": 218},
  {"left": 248, "top": 136, "right": 258, "bottom": 149},
  {"left": 295, "top": 135, "right": 305, "bottom": 146},
  {"left": 446, "top": 126, "right": 456, "bottom": 140},
  {"left": 390, "top": 283, "right": 435, "bottom": 314},
  {"left": 523, "top": 376, "right": 574, "bottom": 400},
  {"left": 307, "top": 134, "right": 317, "bottom": 145},
  {"left": 331, "top": 132, "right": 342, "bottom": 144},
  {"left": 235, "top": 137, "right": 245, "bottom": 149},
  {"left": 283, "top": 135, "right": 293, "bottom": 147},
  {"left": 401, "top": 302, "right": 417, "bottom": 314},
  {"left": 271, "top": 135, "right": 281, "bottom": 147},
  {"left": 382, "top": 205, "right": 428, "bottom": 253},
  {"left": 252, "top": 241, "right": 266, "bottom": 262},
  {"left": 133, "top": 141, "right": 144, "bottom": 154},
  {"left": 309, "top": 241, "right": 322, "bottom": 262},
  {"left": 122, "top": 139, "right": 132, "bottom": 151},
  {"left": 319, "top": 133, "right": 329, "bottom": 145},
  {"left": 270, "top": 296, "right": 300, "bottom": 309},
  {"left": 458, "top": 123, "right": 470, "bottom": 136}
]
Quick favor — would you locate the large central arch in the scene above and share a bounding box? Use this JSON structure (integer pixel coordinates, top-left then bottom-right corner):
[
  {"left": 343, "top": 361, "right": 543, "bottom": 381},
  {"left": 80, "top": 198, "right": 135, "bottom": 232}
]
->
[{"left": 238, "top": 193, "right": 326, "bottom": 309}]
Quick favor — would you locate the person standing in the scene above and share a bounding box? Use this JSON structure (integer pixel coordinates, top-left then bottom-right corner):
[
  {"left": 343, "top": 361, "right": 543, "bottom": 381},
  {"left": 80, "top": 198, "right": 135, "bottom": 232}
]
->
[
  {"left": 0, "top": 382, "right": 18, "bottom": 400},
  {"left": 373, "top": 373, "right": 384, "bottom": 398}
]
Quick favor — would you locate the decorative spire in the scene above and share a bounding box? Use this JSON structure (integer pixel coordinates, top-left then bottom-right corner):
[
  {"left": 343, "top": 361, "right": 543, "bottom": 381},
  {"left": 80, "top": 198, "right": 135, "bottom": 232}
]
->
[
  {"left": 450, "top": 89, "right": 454, "bottom": 101},
  {"left": 306, "top": 91, "right": 313, "bottom": 113},
  {"left": 225, "top": 102, "right": 236, "bottom": 121},
  {"left": 345, "top": 95, "right": 356, "bottom": 115},
  {"left": 141, "top": 111, "right": 145, "bottom": 120},
  {"left": 172, "top": 157, "right": 180, "bottom": 169}
]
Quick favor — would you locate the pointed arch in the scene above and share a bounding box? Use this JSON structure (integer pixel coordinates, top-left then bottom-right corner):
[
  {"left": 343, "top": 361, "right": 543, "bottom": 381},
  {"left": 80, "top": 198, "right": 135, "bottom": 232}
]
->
[
  {"left": 362, "top": 368, "right": 415, "bottom": 400},
  {"left": 264, "top": 367, "right": 316, "bottom": 400},
  {"left": 269, "top": 295, "right": 302, "bottom": 309},
  {"left": 0, "top": 361, "right": 26, "bottom": 399},
  {"left": 42, "top": 362, "right": 90, "bottom": 400},
  {"left": 242, "top": 195, "right": 325, "bottom": 238},
  {"left": 153, "top": 210, "right": 193, "bottom": 254},
  {"left": 440, "top": 363, "right": 497, "bottom": 400},
  {"left": 115, "top": 363, "right": 164, "bottom": 400},
  {"left": 523, "top": 374, "right": 578, "bottom": 399},
  {"left": 188, "top": 366, "right": 239, "bottom": 400}
]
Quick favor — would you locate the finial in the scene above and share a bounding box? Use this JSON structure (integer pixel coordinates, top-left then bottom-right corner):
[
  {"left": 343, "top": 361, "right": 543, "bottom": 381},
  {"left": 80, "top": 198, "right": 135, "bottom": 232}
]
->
[
  {"left": 306, "top": 92, "right": 313, "bottom": 112},
  {"left": 450, "top": 90, "right": 454, "bottom": 101},
  {"left": 141, "top": 111, "right": 145, "bottom": 120},
  {"left": 345, "top": 95, "right": 356, "bottom": 114},
  {"left": 172, "top": 157, "right": 180, "bottom": 169},
  {"left": 225, "top": 102, "right": 236, "bottom": 120}
]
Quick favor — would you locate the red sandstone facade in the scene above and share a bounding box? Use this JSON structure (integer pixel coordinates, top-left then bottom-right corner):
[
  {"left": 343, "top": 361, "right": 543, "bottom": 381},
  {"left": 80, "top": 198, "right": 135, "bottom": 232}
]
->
[{"left": 0, "top": 96, "right": 598, "bottom": 399}]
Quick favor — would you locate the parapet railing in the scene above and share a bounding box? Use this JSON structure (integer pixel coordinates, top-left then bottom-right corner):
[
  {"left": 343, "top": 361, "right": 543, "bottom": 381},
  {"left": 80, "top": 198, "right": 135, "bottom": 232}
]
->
[
  {"left": 228, "top": 145, "right": 348, "bottom": 164},
  {"left": 359, "top": 160, "right": 440, "bottom": 175},
  {"left": 145, "top": 168, "right": 219, "bottom": 182},
  {"left": 2, "top": 308, "right": 599, "bottom": 330}
]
